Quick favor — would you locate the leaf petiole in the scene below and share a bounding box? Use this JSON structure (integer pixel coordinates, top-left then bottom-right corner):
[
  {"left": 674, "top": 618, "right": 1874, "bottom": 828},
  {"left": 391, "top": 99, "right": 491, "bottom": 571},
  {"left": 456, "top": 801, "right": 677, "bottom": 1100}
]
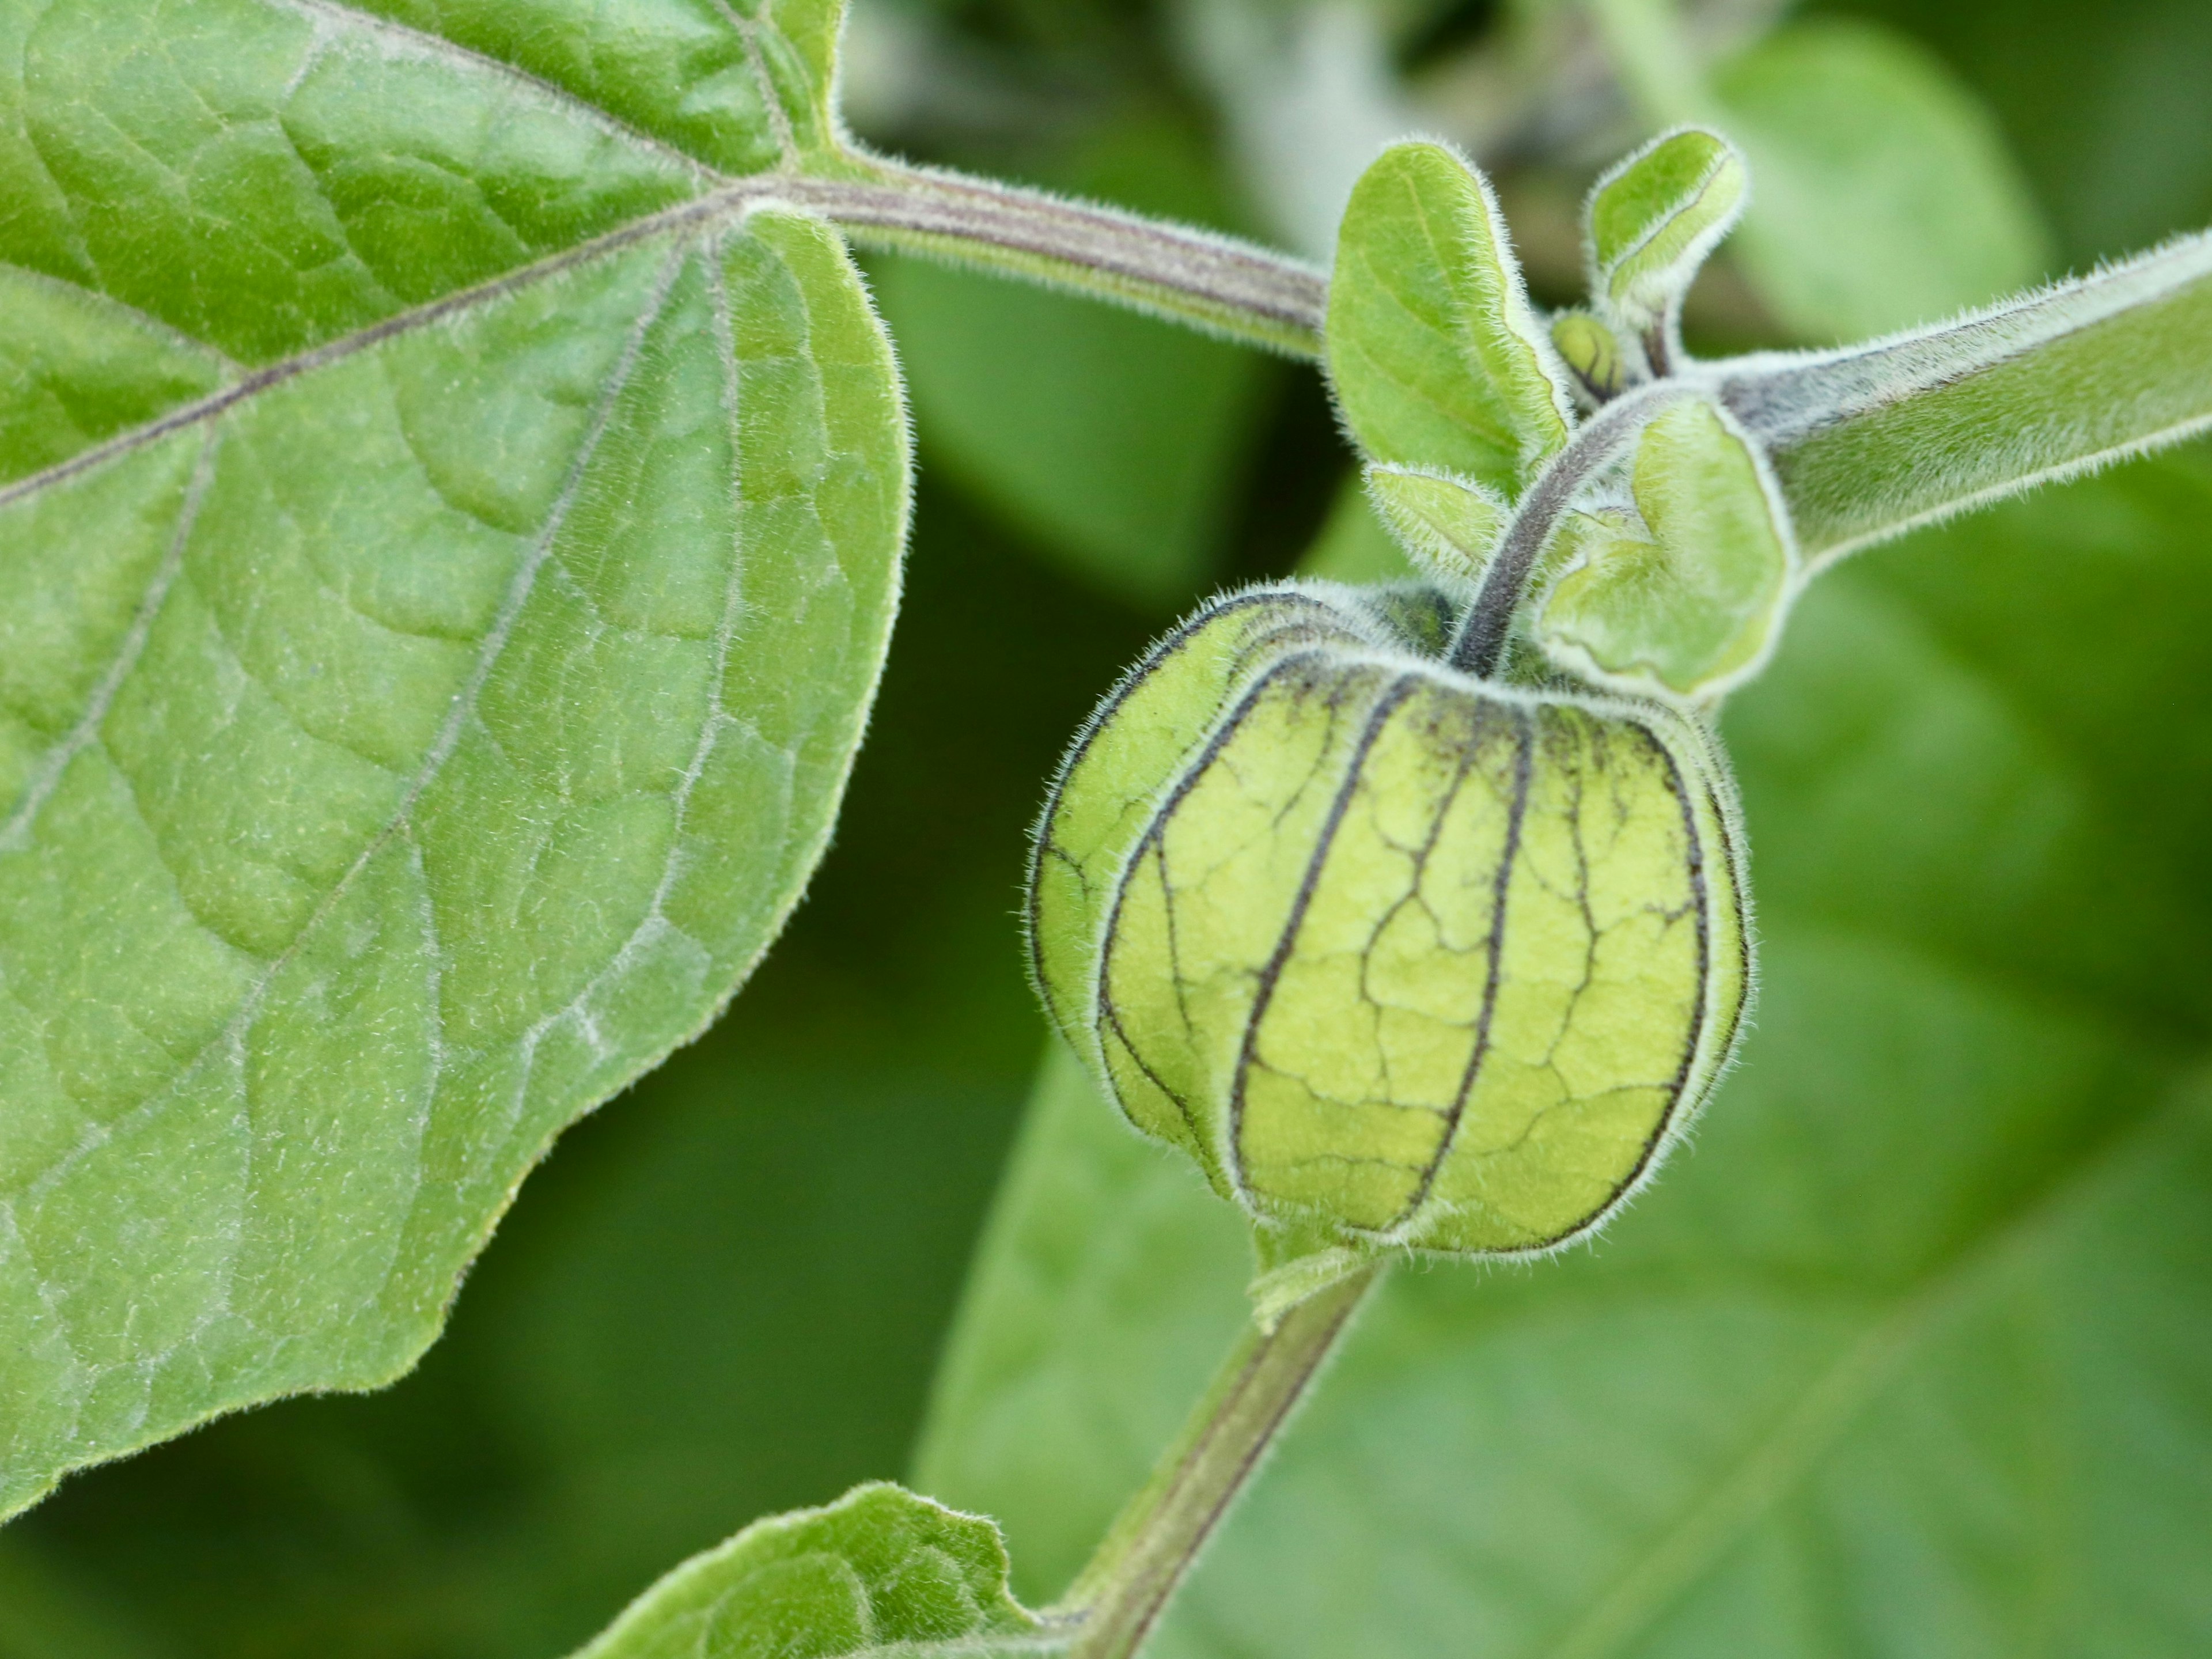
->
[{"left": 832, "top": 157, "right": 1329, "bottom": 357}]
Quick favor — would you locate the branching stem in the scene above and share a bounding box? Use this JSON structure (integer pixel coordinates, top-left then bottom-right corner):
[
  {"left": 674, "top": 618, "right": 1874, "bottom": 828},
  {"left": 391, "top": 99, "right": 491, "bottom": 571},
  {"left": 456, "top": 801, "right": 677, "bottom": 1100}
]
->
[{"left": 1054, "top": 1266, "right": 1384, "bottom": 1659}]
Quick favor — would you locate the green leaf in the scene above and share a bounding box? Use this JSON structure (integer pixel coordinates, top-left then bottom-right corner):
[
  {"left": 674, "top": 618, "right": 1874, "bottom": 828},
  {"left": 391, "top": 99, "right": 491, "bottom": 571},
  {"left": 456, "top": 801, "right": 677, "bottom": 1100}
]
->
[
  {"left": 1711, "top": 228, "right": 2212, "bottom": 563},
  {"left": 915, "top": 452, "right": 2212, "bottom": 1652},
  {"left": 0, "top": 498, "right": 1096, "bottom": 1651},
  {"left": 572, "top": 1483, "right": 1063, "bottom": 1659},
  {"left": 1585, "top": 126, "right": 1748, "bottom": 342},
  {"left": 1362, "top": 465, "right": 1506, "bottom": 586},
  {"left": 1539, "top": 396, "right": 1796, "bottom": 698},
  {"left": 1325, "top": 141, "right": 1575, "bottom": 493},
  {"left": 1713, "top": 19, "right": 2052, "bottom": 342},
  {"left": 0, "top": 0, "right": 908, "bottom": 1518},
  {"left": 1887, "top": 0, "right": 2212, "bottom": 264},
  {"left": 350, "top": 0, "right": 850, "bottom": 175}
]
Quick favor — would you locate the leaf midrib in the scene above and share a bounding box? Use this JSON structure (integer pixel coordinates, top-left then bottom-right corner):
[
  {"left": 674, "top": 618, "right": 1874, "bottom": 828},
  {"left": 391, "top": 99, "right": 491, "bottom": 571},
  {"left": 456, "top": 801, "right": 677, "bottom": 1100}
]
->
[{"left": 0, "top": 178, "right": 771, "bottom": 512}]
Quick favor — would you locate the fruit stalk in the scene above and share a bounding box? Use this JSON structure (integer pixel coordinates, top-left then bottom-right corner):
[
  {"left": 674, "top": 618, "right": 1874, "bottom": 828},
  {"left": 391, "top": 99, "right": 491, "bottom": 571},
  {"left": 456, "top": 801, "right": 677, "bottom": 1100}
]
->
[{"left": 1058, "top": 1267, "right": 1384, "bottom": 1659}]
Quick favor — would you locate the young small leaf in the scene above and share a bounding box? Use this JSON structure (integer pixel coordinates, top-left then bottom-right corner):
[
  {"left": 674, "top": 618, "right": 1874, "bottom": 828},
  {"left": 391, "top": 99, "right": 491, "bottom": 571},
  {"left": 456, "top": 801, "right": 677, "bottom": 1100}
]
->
[
  {"left": 1540, "top": 397, "right": 1797, "bottom": 698},
  {"left": 1363, "top": 465, "right": 1508, "bottom": 585},
  {"left": 573, "top": 1483, "right": 1063, "bottom": 1658},
  {"left": 1585, "top": 127, "right": 1749, "bottom": 347},
  {"left": 1325, "top": 142, "right": 1575, "bottom": 493}
]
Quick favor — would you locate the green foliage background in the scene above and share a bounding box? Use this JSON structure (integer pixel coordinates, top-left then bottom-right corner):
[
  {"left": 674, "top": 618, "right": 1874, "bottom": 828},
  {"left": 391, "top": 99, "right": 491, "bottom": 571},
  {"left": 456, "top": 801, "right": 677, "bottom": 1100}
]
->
[{"left": 3, "top": 0, "right": 2210, "bottom": 1653}]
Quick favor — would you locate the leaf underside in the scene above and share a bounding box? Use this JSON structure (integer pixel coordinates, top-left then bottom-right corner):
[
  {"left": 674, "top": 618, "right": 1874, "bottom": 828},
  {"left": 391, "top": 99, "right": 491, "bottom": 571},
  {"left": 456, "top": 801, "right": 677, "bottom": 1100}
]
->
[
  {"left": 915, "top": 454, "right": 2212, "bottom": 1654},
  {"left": 0, "top": 0, "right": 908, "bottom": 1518}
]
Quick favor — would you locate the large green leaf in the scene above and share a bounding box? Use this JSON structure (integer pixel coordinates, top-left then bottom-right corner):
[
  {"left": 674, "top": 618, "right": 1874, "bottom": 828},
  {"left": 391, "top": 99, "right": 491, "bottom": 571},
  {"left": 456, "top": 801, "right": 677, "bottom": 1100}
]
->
[
  {"left": 0, "top": 0, "right": 908, "bottom": 1518},
  {"left": 0, "top": 492, "right": 1123, "bottom": 1656},
  {"left": 913, "top": 450, "right": 2212, "bottom": 1649}
]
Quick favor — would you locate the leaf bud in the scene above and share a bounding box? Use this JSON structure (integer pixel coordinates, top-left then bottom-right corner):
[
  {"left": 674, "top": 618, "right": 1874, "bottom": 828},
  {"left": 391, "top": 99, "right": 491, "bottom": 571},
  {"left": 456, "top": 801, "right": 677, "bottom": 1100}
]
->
[
  {"left": 1549, "top": 309, "right": 1635, "bottom": 406},
  {"left": 1028, "top": 582, "right": 1752, "bottom": 1257}
]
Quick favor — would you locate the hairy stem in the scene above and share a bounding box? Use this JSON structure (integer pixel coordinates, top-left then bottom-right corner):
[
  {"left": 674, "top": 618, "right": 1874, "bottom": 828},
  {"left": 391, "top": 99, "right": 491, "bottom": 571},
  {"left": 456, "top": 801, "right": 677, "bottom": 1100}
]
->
[
  {"left": 1056, "top": 1266, "right": 1384, "bottom": 1659},
  {"left": 1450, "top": 382, "right": 1693, "bottom": 677},
  {"left": 776, "top": 158, "right": 1329, "bottom": 358}
]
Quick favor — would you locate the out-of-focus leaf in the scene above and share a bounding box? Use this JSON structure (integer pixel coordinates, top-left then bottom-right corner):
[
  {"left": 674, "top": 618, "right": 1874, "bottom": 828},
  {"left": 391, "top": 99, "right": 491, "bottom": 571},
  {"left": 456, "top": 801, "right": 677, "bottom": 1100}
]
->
[
  {"left": 870, "top": 120, "right": 1269, "bottom": 609},
  {"left": 570, "top": 1483, "right": 1061, "bottom": 1659},
  {"left": 1326, "top": 141, "right": 1575, "bottom": 493},
  {"left": 0, "top": 1536, "right": 161, "bottom": 1657},
  {"left": 0, "top": 0, "right": 908, "bottom": 1518},
  {"left": 1586, "top": 126, "right": 1748, "bottom": 341},
  {"left": 914, "top": 451, "right": 2212, "bottom": 1653},
  {"left": 1713, "top": 18, "right": 2053, "bottom": 342},
  {"left": 1840, "top": 0, "right": 2212, "bottom": 266}
]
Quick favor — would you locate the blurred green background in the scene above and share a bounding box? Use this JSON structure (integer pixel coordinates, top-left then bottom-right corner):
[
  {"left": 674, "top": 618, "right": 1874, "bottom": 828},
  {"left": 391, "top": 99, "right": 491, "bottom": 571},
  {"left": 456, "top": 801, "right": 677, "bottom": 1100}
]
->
[{"left": 4, "top": 1, "right": 2210, "bottom": 1653}]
